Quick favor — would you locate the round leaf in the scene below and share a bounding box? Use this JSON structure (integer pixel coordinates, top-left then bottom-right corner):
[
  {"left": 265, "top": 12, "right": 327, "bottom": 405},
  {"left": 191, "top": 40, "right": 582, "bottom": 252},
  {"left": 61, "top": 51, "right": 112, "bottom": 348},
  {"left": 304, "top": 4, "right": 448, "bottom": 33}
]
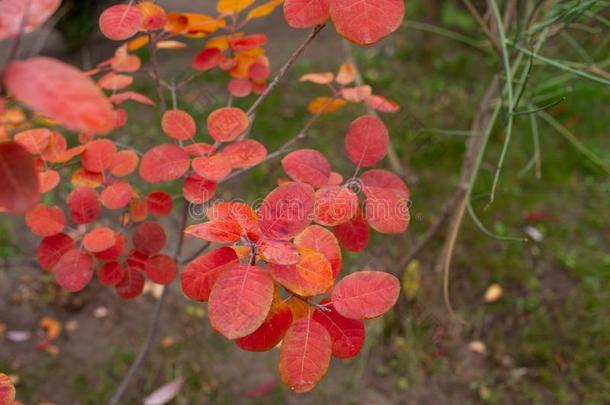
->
[
  {"left": 331, "top": 270, "right": 400, "bottom": 319},
  {"left": 345, "top": 115, "right": 389, "bottom": 167},
  {"left": 329, "top": 0, "right": 405, "bottom": 45},
  {"left": 281, "top": 149, "right": 331, "bottom": 188},
  {"left": 181, "top": 247, "right": 239, "bottom": 302},
  {"left": 99, "top": 4, "right": 143, "bottom": 41},
  {"left": 258, "top": 182, "right": 315, "bottom": 240},
  {"left": 53, "top": 249, "right": 95, "bottom": 292},
  {"left": 139, "top": 144, "right": 190, "bottom": 183},
  {"left": 207, "top": 107, "right": 250, "bottom": 142}
]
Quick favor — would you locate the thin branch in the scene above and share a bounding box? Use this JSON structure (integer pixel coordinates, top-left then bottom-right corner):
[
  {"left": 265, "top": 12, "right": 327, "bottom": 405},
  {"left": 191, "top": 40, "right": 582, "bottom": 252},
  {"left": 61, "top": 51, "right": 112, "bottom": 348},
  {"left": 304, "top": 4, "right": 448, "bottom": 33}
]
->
[
  {"left": 147, "top": 32, "right": 167, "bottom": 111},
  {"left": 245, "top": 25, "right": 325, "bottom": 117},
  {"left": 179, "top": 241, "right": 211, "bottom": 265},
  {"left": 460, "top": 0, "right": 500, "bottom": 49},
  {"left": 108, "top": 202, "right": 190, "bottom": 405}
]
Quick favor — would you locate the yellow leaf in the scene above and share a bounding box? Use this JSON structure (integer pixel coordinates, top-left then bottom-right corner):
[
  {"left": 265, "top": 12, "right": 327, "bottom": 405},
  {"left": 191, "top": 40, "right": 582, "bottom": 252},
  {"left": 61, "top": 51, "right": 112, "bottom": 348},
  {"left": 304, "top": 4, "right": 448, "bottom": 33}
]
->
[
  {"left": 246, "top": 0, "right": 283, "bottom": 20},
  {"left": 401, "top": 260, "right": 421, "bottom": 300},
  {"left": 307, "top": 97, "right": 346, "bottom": 114},
  {"left": 483, "top": 283, "right": 503, "bottom": 303},
  {"left": 217, "top": 0, "right": 255, "bottom": 14},
  {"left": 127, "top": 35, "right": 149, "bottom": 52},
  {"left": 156, "top": 40, "right": 187, "bottom": 49}
]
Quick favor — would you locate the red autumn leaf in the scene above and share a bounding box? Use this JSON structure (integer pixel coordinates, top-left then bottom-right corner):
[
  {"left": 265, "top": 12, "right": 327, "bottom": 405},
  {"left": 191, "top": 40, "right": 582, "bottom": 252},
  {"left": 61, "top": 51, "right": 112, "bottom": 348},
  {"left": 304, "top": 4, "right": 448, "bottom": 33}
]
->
[
  {"left": 258, "top": 239, "right": 300, "bottom": 265},
  {"left": 182, "top": 173, "right": 217, "bottom": 204},
  {"left": 360, "top": 169, "right": 410, "bottom": 234},
  {"left": 281, "top": 149, "right": 331, "bottom": 188},
  {"left": 67, "top": 187, "right": 101, "bottom": 225},
  {"left": 81, "top": 139, "right": 117, "bottom": 173},
  {"left": 228, "top": 79, "right": 252, "bottom": 98},
  {"left": 365, "top": 94, "right": 400, "bottom": 113},
  {"left": 38, "top": 169, "right": 60, "bottom": 193},
  {"left": 114, "top": 108, "right": 128, "bottom": 128},
  {"left": 99, "top": 4, "right": 143, "bottom": 41},
  {"left": 39, "top": 132, "right": 67, "bottom": 163},
  {"left": 185, "top": 219, "right": 243, "bottom": 243},
  {"left": 248, "top": 62, "right": 270, "bottom": 81},
  {"left": 126, "top": 249, "right": 149, "bottom": 272},
  {"left": 53, "top": 249, "right": 95, "bottom": 292},
  {"left": 192, "top": 155, "right": 232, "bottom": 181},
  {"left": 98, "top": 261, "right": 127, "bottom": 286},
  {"left": 129, "top": 199, "right": 148, "bottom": 222},
  {"left": 110, "top": 149, "right": 139, "bottom": 177},
  {"left": 220, "top": 139, "right": 267, "bottom": 168},
  {"left": 313, "top": 185, "right": 358, "bottom": 226},
  {"left": 37, "top": 233, "right": 75, "bottom": 271},
  {"left": 235, "top": 303, "right": 293, "bottom": 352},
  {"left": 0, "top": 372, "right": 16, "bottom": 404},
  {"left": 331, "top": 270, "right": 400, "bottom": 319},
  {"left": 206, "top": 202, "right": 260, "bottom": 237},
  {"left": 25, "top": 204, "right": 65, "bottom": 237},
  {"left": 181, "top": 247, "right": 239, "bottom": 302},
  {"left": 345, "top": 115, "right": 389, "bottom": 167},
  {"left": 109, "top": 91, "right": 155, "bottom": 106},
  {"left": 82, "top": 227, "right": 116, "bottom": 253},
  {"left": 139, "top": 144, "right": 190, "bottom": 183},
  {"left": 95, "top": 233, "right": 127, "bottom": 261},
  {"left": 0, "top": 0, "right": 61, "bottom": 40},
  {"left": 279, "top": 317, "right": 332, "bottom": 393},
  {"left": 269, "top": 248, "right": 333, "bottom": 296},
  {"left": 98, "top": 72, "right": 133, "bottom": 91},
  {"left": 146, "top": 191, "right": 173, "bottom": 217},
  {"left": 116, "top": 267, "right": 145, "bottom": 299},
  {"left": 192, "top": 47, "right": 224, "bottom": 71},
  {"left": 133, "top": 221, "right": 166, "bottom": 255},
  {"left": 283, "top": 0, "right": 330, "bottom": 28},
  {"left": 327, "top": 171, "right": 344, "bottom": 186},
  {"left": 4, "top": 57, "right": 115, "bottom": 134},
  {"left": 329, "top": 0, "right": 405, "bottom": 45},
  {"left": 229, "top": 34, "right": 268, "bottom": 51},
  {"left": 294, "top": 225, "right": 342, "bottom": 278},
  {"left": 332, "top": 208, "right": 369, "bottom": 252},
  {"left": 184, "top": 142, "right": 214, "bottom": 157},
  {"left": 208, "top": 263, "right": 274, "bottom": 339},
  {"left": 312, "top": 299, "right": 365, "bottom": 359},
  {"left": 101, "top": 180, "right": 134, "bottom": 209},
  {"left": 207, "top": 107, "right": 250, "bottom": 142},
  {"left": 258, "top": 182, "right": 315, "bottom": 240},
  {"left": 13, "top": 128, "right": 52, "bottom": 154},
  {"left": 161, "top": 109, "right": 196, "bottom": 140},
  {"left": 145, "top": 254, "right": 177, "bottom": 285},
  {"left": 0, "top": 142, "right": 40, "bottom": 213}
]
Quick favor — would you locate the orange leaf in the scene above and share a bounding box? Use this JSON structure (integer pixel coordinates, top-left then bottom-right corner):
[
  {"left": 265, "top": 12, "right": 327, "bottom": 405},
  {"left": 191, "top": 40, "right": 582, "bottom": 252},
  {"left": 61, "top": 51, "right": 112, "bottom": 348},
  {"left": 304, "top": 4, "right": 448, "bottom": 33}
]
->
[
  {"left": 0, "top": 372, "right": 16, "bottom": 405},
  {"left": 365, "top": 94, "right": 400, "bottom": 113},
  {"left": 269, "top": 248, "right": 333, "bottom": 296},
  {"left": 71, "top": 168, "right": 103, "bottom": 189},
  {"left": 13, "top": 128, "right": 52, "bottom": 154},
  {"left": 137, "top": 1, "right": 166, "bottom": 31},
  {"left": 81, "top": 139, "right": 117, "bottom": 173},
  {"left": 299, "top": 72, "right": 334, "bottom": 84},
  {"left": 109, "top": 91, "right": 154, "bottom": 106},
  {"left": 4, "top": 57, "right": 115, "bottom": 134},
  {"left": 246, "top": 0, "right": 283, "bottom": 20},
  {"left": 279, "top": 317, "right": 332, "bottom": 393},
  {"left": 331, "top": 270, "right": 400, "bottom": 319},
  {"left": 38, "top": 169, "right": 60, "bottom": 193},
  {"left": 307, "top": 96, "right": 346, "bottom": 114},
  {"left": 25, "top": 203, "right": 65, "bottom": 237},
  {"left": 258, "top": 239, "right": 300, "bottom": 265},
  {"left": 161, "top": 109, "right": 196, "bottom": 140},
  {"left": 336, "top": 63, "right": 356, "bottom": 85},
  {"left": 0, "top": 142, "right": 40, "bottom": 213},
  {"left": 101, "top": 180, "right": 134, "bottom": 209},
  {"left": 207, "top": 107, "right": 250, "bottom": 142},
  {"left": 219, "top": 139, "right": 267, "bottom": 168},
  {"left": 185, "top": 220, "right": 243, "bottom": 243},
  {"left": 294, "top": 225, "right": 342, "bottom": 278},
  {"left": 208, "top": 264, "right": 274, "bottom": 339},
  {"left": 110, "top": 149, "right": 139, "bottom": 177},
  {"left": 192, "top": 155, "right": 232, "bottom": 181},
  {"left": 98, "top": 72, "right": 133, "bottom": 91},
  {"left": 341, "top": 85, "right": 372, "bottom": 102},
  {"left": 83, "top": 227, "right": 116, "bottom": 253},
  {"left": 217, "top": 0, "right": 255, "bottom": 14}
]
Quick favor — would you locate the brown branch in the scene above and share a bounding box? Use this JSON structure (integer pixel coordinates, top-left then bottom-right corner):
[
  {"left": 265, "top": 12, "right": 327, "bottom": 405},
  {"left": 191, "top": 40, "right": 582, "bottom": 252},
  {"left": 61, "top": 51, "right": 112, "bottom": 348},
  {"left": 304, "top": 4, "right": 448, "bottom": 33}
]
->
[
  {"left": 108, "top": 202, "right": 189, "bottom": 405},
  {"left": 245, "top": 25, "right": 326, "bottom": 118}
]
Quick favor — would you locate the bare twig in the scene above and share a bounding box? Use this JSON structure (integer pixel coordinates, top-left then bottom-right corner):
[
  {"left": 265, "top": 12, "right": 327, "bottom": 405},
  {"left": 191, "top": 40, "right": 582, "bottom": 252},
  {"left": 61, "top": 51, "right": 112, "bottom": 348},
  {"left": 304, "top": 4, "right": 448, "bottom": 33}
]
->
[
  {"left": 108, "top": 202, "right": 189, "bottom": 405},
  {"left": 245, "top": 25, "right": 325, "bottom": 117},
  {"left": 147, "top": 32, "right": 167, "bottom": 112}
]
